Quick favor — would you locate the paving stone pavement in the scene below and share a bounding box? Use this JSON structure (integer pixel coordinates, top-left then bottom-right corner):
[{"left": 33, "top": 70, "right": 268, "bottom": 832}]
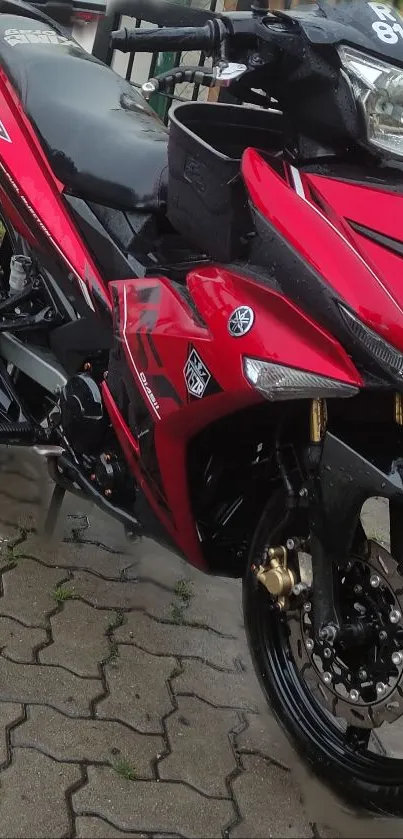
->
[{"left": 0, "top": 448, "right": 401, "bottom": 838}]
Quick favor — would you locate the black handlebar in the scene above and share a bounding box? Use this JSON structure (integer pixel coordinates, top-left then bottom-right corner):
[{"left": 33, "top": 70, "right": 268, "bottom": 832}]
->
[{"left": 110, "top": 20, "right": 222, "bottom": 54}]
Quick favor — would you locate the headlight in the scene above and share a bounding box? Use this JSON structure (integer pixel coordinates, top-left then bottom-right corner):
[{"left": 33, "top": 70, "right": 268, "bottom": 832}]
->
[
  {"left": 339, "top": 304, "right": 403, "bottom": 379},
  {"left": 339, "top": 45, "right": 403, "bottom": 157},
  {"left": 243, "top": 358, "right": 359, "bottom": 401}
]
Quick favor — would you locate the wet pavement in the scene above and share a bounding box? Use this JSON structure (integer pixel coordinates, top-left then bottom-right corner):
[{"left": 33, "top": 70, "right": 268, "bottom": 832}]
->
[{"left": 0, "top": 447, "right": 401, "bottom": 837}]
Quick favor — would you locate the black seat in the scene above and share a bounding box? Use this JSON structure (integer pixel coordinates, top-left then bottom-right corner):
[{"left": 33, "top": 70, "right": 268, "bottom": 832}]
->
[{"left": 0, "top": 15, "right": 169, "bottom": 211}]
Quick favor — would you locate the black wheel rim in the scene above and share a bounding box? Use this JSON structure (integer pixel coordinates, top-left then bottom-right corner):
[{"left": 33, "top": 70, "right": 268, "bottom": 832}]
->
[{"left": 256, "top": 588, "right": 403, "bottom": 789}]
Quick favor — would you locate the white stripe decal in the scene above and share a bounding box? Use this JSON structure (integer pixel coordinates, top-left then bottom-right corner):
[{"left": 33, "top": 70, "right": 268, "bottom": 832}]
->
[{"left": 289, "top": 165, "right": 305, "bottom": 198}]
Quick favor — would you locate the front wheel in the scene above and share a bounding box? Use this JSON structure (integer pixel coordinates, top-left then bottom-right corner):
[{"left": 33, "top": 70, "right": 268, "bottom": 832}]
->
[{"left": 243, "top": 492, "right": 403, "bottom": 816}]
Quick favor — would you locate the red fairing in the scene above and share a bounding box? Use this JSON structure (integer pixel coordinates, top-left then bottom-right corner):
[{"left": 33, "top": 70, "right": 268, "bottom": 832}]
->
[
  {"left": 0, "top": 67, "right": 111, "bottom": 313},
  {"left": 186, "top": 267, "right": 361, "bottom": 387},
  {"left": 303, "top": 173, "right": 403, "bottom": 337},
  {"left": 242, "top": 148, "right": 403, "bottom": 351},
  {"left": 108, "top": 272, "right": 361, "bottom": 565}
]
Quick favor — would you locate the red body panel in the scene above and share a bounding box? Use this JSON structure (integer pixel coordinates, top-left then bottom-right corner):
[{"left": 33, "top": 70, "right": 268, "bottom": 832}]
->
[
  {"left": 0, "top": 68, "right": 111, "bottom": 312},
  {"left": 304, "top": 173, "right": 403, "bottom": 339},
  {"left": 242, "top": 148, "right": 403, "bottom": 351},
  {"left": 107, "top": 271, "right": 362, "bottom": 562}
]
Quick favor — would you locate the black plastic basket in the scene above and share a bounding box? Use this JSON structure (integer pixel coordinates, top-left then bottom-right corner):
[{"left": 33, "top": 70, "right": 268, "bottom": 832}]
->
[{"left": 167, "top": 101, "right": 284, "bottom": 263}]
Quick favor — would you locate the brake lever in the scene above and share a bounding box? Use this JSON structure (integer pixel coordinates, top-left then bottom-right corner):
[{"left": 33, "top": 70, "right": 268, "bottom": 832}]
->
[
  {"left": 141, "top": 62, "right": 247, "bottom": 100},
  {"left": 215, "top": 62, "right": 248, "bottom": 87}
]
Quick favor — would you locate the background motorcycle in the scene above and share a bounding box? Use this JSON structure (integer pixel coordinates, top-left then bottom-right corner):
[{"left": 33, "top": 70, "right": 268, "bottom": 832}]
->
[{"left": 0, "top": 0, "right": 402, "bottom": 814}]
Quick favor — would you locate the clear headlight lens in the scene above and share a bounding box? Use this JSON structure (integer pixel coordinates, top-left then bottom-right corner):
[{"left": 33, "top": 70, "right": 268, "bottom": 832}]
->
[
  {"left": 339, "top": 304, "right": 403, "bottom": 379},
  {"left": 339, "top": 45, "right": 403, "bottom": 156},
  {"left": 243, "top": 358, "right": 359, "bottom": 401}
]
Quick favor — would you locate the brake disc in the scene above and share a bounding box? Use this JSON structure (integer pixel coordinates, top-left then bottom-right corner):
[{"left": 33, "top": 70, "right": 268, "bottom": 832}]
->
[{"left": 288, "top": 540, "right": 403, "bottom": 728}]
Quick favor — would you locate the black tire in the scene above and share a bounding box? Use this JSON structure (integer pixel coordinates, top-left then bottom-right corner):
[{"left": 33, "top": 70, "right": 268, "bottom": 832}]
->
[{"left": 243, "top": 490, "right": 403, "bottom": 816}]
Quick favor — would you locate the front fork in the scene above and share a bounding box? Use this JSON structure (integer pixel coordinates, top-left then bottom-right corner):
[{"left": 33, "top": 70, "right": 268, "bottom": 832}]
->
[
  {"left": 256, "top": 395, "right": 403, "bottom": 645},
  {"left": 310, "top": 395, "right": 403, "bottom": 644},
  {"left": 307, "top": 397, "right": 350, "bottom": 644}
]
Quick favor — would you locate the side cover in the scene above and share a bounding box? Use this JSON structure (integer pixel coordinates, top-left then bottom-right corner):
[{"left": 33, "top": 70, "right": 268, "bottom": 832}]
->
[{"left": 105, "top": 272, "right": 361, "bottom": 567}]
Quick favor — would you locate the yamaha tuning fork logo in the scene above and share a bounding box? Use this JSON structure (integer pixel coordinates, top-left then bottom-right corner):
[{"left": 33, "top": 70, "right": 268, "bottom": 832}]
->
[{"left": 227, "top": 306, "right": 254, "bottom": 337}]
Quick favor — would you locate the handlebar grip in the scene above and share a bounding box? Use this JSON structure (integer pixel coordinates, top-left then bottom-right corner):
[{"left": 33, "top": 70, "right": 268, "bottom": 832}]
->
[{"left": 110, "top": 22, "right": 218, "bottom": 54}]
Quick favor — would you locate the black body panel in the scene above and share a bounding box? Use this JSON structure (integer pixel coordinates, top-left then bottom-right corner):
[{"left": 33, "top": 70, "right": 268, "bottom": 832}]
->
[
  {"left": 0, "top": 15, "right": 168, "bottom": 211},
  {"left": 49, "top": 316, "right": 112, "bottom": 374},
  {"left": 65, "top": 195, "right": 138, "bottom": 280}
]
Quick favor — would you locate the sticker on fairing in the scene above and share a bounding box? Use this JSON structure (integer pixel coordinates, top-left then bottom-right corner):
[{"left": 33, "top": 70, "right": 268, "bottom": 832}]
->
[
  {"left": 184, "top": 347, "right": 211, "bottom": 398},
  {"left": 4, "top": 29, "right": 75, "bottom": 47}
]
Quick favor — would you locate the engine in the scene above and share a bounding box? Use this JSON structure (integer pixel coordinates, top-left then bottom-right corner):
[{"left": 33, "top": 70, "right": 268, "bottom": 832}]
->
[
  {"left": 59, "top": 372, "right": 105, "bottom": 455},
  {"left": 59, "top": 371, "right": 129, "bottom": 499}
]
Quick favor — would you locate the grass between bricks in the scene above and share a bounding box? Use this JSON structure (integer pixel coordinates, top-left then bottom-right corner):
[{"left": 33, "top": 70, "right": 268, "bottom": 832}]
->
[
  {"left": 2, "top": 528, "right": 29, "bottom": 566},
  {"left": 170, "top": 578, "right": 194, "bottom": 624},
  {"left": 106, "top": 610, "right": 124, "bottom": 634},
  {"left": 112, "top": 757, "right": 136, "bottom": 780},
  {"left": 53, "top": 584, "right": 76, "bottom": 603},
  {"left": 104, "top": 610, "right": 125, "bottom": 664},
  {"left": 174, "top": 578, "right": 194, "bottom": 603},
  {"left": 170, "top": 603, "right": 186, "bottom": 625}
]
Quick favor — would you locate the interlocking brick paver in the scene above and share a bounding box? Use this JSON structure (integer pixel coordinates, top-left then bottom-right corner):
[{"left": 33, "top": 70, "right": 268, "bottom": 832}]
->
[
  {"left": 0, "top": 656, "right": 101, "bottom": 716},
  {"left": 0, "top": 616, "right": 46, "bottom": 662},
  {"left": 235, "top": 711, "right": 292, "bottom": 769},
  {"left": 71, "top": 570, "right": 171, "bottom": 612},
  {"left": 1, "top": 447, "right": 41, "bottom": 481},
  {"left": 14, "top": 704, "right": 162, "bottom": 774},
  {"left": 178, "top": 576, "right": 243, "bottom": 637},
  {"left": 126, "top": 547, "right": 244, "bottom": 636},
  {"left": 315, "top": 823, "right": 343, "bottom": 838},
  {"left": 97, "top": 644, "right": 175, "bottom": 732},
  {"left": 173, "top": 659, "right": 261, "bottom": 711},
  {"left": 159, "top": 696, "right": 238, "bottom": 796},
  {"left": 61, "top": 492, "right": 133, "bottom": 557},
  {"left": 76, "top": 821, "right": 180, "bottom": 839},
  {"left": 0, "top": 558, "right": 65, "bottom": 626},
  {"left": 19, "top": 535, "right": 133, "bottom": 579},
  {"left": 0, "top": 521, "right": 26, "bottom": 552},
  {"left": 0, "top": 494, "right": 37, "bottom": 530},
  {"left": 294, "top": 760, "right": 360, "bottom": 839},
  {"left": 125, "top": 540, "right": 187, "bottom": 588},
  {"left": 40, "top": 600, "right": 110, "bottom": 676},
  {"left": 0, "top": 448, "right": 388, "bottom": 839},
  {"left": 76, "top": 818, "right": 148, "bottom": 838},
  {"left": 0, "top": 703, "right": 23, "bottom": 762},
  {"left": 73, "top": 569, "right": 243, "bottom": 638},
  {"left": 229, "top": 755, "right": 313, "bottom": 838},
  {"left": 115, "top": 611, "right": 245, "bottom": 670},
  {"left": 0, "top": 747, "right": 80, "bottom": 838},
  {"left": 73, "top": 764, "right": 235, "bottom": 838},
  {"left": 0, "top": 471, "right": 43, "bottom": 504}
]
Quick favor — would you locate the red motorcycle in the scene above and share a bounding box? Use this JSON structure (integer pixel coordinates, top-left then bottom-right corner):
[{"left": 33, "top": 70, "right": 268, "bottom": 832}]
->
[{"left": 0, "top": 0, "right": 403, "bottom": 813}]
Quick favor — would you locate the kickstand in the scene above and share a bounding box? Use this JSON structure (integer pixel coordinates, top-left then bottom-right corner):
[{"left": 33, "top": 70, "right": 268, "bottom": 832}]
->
[{"left": 43, "top": 483, "right": 66, "bottom": 537}]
